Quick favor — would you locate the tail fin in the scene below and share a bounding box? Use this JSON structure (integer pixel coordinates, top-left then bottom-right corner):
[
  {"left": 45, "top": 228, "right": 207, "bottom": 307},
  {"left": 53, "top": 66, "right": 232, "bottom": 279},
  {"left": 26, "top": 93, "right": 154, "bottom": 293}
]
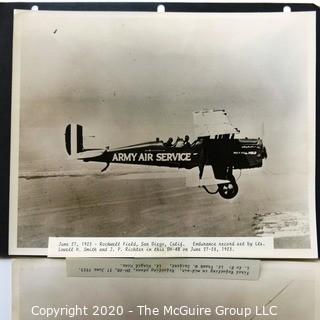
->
[{"left": 65, "top": 124, "right": 84, "bottom": 156}]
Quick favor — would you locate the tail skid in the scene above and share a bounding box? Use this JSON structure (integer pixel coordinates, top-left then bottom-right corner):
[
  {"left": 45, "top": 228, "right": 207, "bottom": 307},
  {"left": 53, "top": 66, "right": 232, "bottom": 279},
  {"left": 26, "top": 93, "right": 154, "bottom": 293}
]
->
[{"left": 101, "top": 162, "right": 110, "bottom": 172}]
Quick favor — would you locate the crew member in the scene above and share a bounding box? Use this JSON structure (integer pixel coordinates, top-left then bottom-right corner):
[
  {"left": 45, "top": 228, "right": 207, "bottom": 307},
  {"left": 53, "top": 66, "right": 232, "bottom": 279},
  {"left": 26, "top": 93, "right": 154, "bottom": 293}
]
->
[
  {"left": 165, "top": 137, "right": 173, "bottom": 147},
  {"left": 183, "top": 135, "right": 191, "bottom": 148}
]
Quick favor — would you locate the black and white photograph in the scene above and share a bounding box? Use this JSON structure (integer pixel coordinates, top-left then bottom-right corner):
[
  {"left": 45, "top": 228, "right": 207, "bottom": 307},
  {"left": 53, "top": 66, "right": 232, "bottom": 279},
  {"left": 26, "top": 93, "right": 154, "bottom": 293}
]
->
[{"left": 9, "top": 10, "right": 317, "bottom": 257}]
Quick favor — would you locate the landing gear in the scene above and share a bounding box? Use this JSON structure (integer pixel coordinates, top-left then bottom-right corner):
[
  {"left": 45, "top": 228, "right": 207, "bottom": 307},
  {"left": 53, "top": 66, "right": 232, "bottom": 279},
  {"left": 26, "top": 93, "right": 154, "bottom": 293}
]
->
[
  {"left": 217, "top": 179, "right": 238, "bottom": 199},
  {"left": 199, "top": 163, "right": 240, "bottom": 199}
]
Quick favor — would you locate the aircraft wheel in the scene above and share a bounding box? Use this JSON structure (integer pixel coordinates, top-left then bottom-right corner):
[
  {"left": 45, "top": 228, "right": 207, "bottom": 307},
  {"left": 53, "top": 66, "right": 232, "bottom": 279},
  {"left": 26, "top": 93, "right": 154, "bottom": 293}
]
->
[{"left": 218, "top": 180, "right": 238, "bottom": 199}]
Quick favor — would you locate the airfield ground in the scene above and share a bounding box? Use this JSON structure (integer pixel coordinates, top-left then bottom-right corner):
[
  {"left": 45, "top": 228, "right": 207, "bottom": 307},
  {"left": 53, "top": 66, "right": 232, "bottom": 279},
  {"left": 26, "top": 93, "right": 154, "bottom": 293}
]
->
[{"left": 16, "top": 168, "right": 311, "bottom": 249}]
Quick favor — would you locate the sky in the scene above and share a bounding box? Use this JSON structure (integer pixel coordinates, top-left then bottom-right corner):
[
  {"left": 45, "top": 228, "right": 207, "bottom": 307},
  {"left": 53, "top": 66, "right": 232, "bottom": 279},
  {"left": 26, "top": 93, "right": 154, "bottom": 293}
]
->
[{"left": 13, "top": 10, "right": 316, "bottom": 174}]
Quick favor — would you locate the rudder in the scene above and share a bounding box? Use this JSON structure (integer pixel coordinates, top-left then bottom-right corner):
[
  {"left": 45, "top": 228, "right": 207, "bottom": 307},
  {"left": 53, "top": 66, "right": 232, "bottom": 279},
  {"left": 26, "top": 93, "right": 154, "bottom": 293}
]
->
[{"left": 65, "top": 124, "right": 84, "bottom": 156}]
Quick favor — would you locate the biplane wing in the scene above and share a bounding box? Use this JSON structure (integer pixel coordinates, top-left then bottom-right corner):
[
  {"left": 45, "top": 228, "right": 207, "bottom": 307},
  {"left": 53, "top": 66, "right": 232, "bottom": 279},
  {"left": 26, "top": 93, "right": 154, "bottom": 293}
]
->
[{"left": 193, "top": 109, "right": 240, "bottom": 138}]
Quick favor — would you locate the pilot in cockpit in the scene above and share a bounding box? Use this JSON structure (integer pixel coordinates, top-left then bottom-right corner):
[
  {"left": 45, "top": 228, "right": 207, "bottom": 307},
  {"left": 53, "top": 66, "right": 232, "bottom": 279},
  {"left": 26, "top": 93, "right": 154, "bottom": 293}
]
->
[
  {"left": 165, "top": 136, "right": 192, "bottom": 148},
  {"left": 164, "top": 137, "right": 173, "bottom": 147},
  {"left": 183, "top": 135, "right": 191, "bottom": 148}
]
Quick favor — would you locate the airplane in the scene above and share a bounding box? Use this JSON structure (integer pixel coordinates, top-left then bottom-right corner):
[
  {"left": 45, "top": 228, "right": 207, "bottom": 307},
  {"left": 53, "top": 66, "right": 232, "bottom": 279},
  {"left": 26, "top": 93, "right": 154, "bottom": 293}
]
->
[{"left": 64, "top": 109, "right": 267, "bottom": 199}]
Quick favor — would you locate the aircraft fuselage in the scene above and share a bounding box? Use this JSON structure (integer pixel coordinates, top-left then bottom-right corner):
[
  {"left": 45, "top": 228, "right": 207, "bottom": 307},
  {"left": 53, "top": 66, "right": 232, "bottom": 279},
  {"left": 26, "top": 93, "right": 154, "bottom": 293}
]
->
[{"left": 82, "top": 137, "right": 267, "bottom": 172}]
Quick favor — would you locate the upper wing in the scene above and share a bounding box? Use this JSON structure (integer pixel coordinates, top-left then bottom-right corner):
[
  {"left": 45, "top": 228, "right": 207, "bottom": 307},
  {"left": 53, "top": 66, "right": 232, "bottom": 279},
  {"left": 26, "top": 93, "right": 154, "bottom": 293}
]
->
[{"left": 193, "top": 109, "right": 240, "bottom": 138}]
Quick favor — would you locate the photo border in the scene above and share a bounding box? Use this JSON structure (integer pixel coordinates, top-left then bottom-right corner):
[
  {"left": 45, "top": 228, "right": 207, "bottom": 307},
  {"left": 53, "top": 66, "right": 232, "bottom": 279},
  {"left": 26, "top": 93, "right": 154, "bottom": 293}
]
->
[{"left": 0, "top": 1, "right": 318, "bottom": 257}]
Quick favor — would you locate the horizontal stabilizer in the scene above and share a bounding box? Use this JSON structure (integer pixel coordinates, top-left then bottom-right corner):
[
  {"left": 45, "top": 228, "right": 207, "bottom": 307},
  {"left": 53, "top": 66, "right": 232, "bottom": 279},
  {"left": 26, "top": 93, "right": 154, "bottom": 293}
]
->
[
  {"left": 65, "top": 124, "right": 103, "bottom": 160},
  {"left": 76, "top": 150, "right": 104, "bottom": 160}
]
